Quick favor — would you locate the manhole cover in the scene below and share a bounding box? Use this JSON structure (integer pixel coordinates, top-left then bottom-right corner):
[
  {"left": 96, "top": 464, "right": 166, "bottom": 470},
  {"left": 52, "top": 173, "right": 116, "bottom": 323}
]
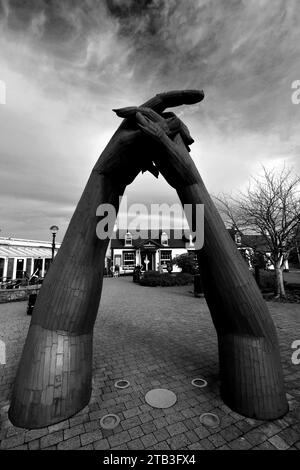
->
[
  {"left": 145, "top": 389, "right": 177, "bottom": 409},
  {"left": 100, "top": 414, "right": 120, "bottom": 430},
  {"left": 191, "top": 378, "right": 207, "bottom": 388},
  {"left": 200, "top": 413, "right": 220, "bottom": 428},
  {"left": 115, "top": 379, "right": 130, "bottom": 389}
]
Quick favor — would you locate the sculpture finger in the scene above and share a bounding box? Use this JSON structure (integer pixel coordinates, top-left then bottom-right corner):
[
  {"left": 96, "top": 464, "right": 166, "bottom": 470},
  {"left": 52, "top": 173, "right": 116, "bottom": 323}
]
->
[
  {"left": 143, "top": 89, "right": 204, "bottom": 113},
  {"left": 113, "top": 90, "right": 204, "bottom": 119},
  {"left": 136, "top": 112, "right": 167, "bottom": 141}
]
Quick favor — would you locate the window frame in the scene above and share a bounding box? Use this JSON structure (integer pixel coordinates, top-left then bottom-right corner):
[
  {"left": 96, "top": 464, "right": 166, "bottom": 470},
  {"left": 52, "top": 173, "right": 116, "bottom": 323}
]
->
[
  {"left": 124, "top": 232, "right": 133, "bottom": 247},
  {"left": 123, "top": 250, "right": 135, "bottom": 267}
]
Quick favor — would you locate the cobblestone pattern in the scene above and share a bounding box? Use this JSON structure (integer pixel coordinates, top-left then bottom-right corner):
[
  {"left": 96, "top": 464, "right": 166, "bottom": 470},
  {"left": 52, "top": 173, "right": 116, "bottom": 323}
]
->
[{"left": 0, "top": 277, "right": 299, "bottom": 450}]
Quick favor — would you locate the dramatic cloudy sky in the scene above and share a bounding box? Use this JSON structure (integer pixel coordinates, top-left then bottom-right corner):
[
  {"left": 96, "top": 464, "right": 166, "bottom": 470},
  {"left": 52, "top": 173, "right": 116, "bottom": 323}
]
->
[{"left": 0, "top": 0, "right": 299, "bottom": 241}]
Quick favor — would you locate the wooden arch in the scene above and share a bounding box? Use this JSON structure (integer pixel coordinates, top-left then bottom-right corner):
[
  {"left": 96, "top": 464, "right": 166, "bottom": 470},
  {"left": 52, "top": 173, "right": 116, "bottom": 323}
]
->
[{"left": 9, "top": 91, "right": 288, "bottom": 429}]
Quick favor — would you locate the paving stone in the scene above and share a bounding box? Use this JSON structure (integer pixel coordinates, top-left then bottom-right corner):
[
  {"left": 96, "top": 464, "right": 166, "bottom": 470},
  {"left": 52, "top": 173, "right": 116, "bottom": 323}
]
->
[
  {"left": 123, "top": 408, "right": 141, "bottom": 419},
  {"left": 243, "top": 430, "right": 268, "bottom": 445},
  {"left": 253, "top": 441, "right": 277, "bottom": 450},
  {"left": 184, "top": 430, "right": 199, "bottom": 444},
  {"left": 181, "top": 408, "right": 196, "bottom": 419},
  {"left": 153, "top": 427, "right": 170, "bottom": 442},
  {"left": 24, "top": 428, "right": 49, "bottom": 443},
  {"left": 141, "top": 421, "right": 157, "bottom": 434},
  {"left": 277, "top": 427, "right": 299, "bottom": 446},
  {"left": 228, "top": 437, "right": 252, "bottom": 450},
  {"left": 294, "top": 441, "right": 300, "bottom": 450},
  {"left": 220, "top": 425, "right": 243, "bottom": 442},
  {"left": 121, "top": 416, "right": 141, "bottom": 431},
  {"left": 14, "top": 444, "right": 28, "bottom": 450},
  {"left": 208, "top": 433, "right": 227, "bottom": 448},
  {"left": 80, "top": 444, "right": 94, "bottom": 450},
  {"left": 194, "top": 425, "right": 210, "bottom": 440},
  {"left": 153, "top": 441, "right": 171, "bottom": 450},
  {"left": 168, "top": 433, "right": 190, "bottom": 450},
  {"left": 268, "top": 435, "right": 290, "bottom": 450},
  {"left": 108, "top": 430, "right": 131, "bottom": 448},
  {"left": 141, "top": 433, "right": 158, "bottom": 448},
  {"left": 80, "top": 430, "right": 103, "bottom": 446},
  {"left": 111, "top": 444, "right": 129, "bottom": 450},
  {"left": 153, "top": 416, "right": 169, "bottom": 429},
  {"left": 188, "top": 442, "right": 205, "bottom": 450},
  {"left": 64, "top": 424, "right": 85, "bottom": 440},
  {"left": 258, "top": 422, "right": 282, "bottom": 438},
  {"left": 127, "top": 438, "right": 145, "bottom": 450},
  {"left": 93, "top": 439, "right": 110, "bottom": 450},
  {"left": 48, "top": 420, "right": 69, "bottom": 433},
  {"left": 167, "top": 421, "right": 188, "bottom": 437},
  {"left": 28, "top": 439, "right": 40, "bottom": 450},
  {"left": 57, "top": 436, "right": 80, "bottom": 450},
  {"left": 40, "top": 431, "right": 64, "bottom": 449},
  {"left": 69, "top": 414, "right": 89, "bottom": 427},
  {"left": 128, "top": 426, "right": 144, "bottom": 440},
  {"left": 84, "top": 420, "right": 100, "bottom": 433},
  {"left": 1, "top": 434, "right": 25, "bottom": 449}
]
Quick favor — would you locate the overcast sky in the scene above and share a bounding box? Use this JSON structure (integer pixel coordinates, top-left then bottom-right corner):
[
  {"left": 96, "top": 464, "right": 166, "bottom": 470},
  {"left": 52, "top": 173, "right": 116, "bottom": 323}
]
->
[{"left": 0, "top": 0, "right": 299, "bottom": 241}]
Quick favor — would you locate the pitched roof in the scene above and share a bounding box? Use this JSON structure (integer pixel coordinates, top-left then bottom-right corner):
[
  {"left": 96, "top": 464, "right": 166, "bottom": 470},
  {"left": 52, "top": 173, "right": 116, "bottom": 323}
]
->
[
  {"left": 228, "top": 229, "right": 270, "bottom": 252},
  {"left": 110, "top": 229, "right": 193, "bottom": 249}
]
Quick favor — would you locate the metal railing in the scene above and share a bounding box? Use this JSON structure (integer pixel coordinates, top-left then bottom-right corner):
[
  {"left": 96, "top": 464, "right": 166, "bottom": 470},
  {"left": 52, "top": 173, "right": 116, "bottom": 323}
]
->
[{"left": 0, "top": 276, "right": 44, "bottom": 290}]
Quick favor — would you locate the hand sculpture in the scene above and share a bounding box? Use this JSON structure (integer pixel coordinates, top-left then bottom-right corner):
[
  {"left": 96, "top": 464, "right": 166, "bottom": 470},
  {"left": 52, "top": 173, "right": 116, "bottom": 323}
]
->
[
  {"left": 9, "top": 91, "right": 288, "bottom": 429},
  {"left": 114, "top": 106, "right": 288, "bottom": 420},
  {"left": 9, "top": 91, "right": 204, "bottom": 428}
]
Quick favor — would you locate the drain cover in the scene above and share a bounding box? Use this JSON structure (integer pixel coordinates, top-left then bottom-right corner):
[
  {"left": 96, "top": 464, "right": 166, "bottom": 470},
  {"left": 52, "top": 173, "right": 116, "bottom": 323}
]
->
[
  {"left": 200, "top": 413, "right": 220, "bottom": 428},
  {"left": 145, "top": 389, "right": 177, "bottom": 409},
  {"left": 191, "top": 378, "right": 207, "bottom": 388},
  {"left": 100, "top": 414, "right": 120, "bottom": 430},
  {"left": 115, "top": 379, "right": 130, "bottom": 389}
]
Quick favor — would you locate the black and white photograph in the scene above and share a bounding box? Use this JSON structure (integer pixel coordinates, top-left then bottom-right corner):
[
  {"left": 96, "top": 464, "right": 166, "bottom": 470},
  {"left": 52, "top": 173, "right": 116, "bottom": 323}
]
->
[{"left": 0, "top": 0, "right": 300, "bottom": 459}]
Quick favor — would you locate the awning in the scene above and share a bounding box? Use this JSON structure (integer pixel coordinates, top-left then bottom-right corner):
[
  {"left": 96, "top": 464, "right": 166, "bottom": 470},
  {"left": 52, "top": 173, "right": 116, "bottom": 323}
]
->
[{"left": 0, "top": 246, "right": 56, "bottom": 258}]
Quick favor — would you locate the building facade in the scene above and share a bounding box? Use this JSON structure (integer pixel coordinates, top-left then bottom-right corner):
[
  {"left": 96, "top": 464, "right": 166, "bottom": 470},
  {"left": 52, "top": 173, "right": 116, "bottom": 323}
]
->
[
  {"left": 110, "top": 230, "right": 195, "bottom": 275},
  {"left": 0, "top": 237, "right": 61, "bottom": 281}
]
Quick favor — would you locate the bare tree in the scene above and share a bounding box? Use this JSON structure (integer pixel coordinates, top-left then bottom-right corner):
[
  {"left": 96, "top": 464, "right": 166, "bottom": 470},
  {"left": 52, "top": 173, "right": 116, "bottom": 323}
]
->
[{"left": 216, "top": 165, "right": 300, "bottom": 298}]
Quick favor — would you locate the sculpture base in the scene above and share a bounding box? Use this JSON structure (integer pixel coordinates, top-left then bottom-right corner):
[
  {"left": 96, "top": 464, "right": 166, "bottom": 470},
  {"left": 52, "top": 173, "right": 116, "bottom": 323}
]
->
[
  {"left": 9, "top": 324, "right": 92, "bottom": 429},
  {"left": 219, "top": 334, "right": 289, "bottom": 420}
]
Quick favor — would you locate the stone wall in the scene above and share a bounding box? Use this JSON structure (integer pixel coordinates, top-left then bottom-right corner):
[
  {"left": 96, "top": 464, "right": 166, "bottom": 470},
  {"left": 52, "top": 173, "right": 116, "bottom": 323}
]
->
[{"left": 0, "top": 285, "right": 41, "bottom": 304}]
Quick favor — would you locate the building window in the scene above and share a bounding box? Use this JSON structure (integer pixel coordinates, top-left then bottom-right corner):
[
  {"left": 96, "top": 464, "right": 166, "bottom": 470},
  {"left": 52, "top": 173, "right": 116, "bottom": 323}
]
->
[
  {"left": 44, "top": 258, "right": 52, "bottom": 275},
  {"left": 33, "top": 259, "right": 43, "bottom": 276},
  {"left": 26, "top": 258, "right": 32, "bottom": 277},
  {"left": 160, "top": 250, "right": 172, "bottom": 266},
  {"left": 123, "top": 251, "right": 135, "bottom": 268},
  {"left": 7, "top": 258, "right": 14, "bottom": 279},
  {"left": 16, "top": 259, "right": 25, "bottom": 279},
  {"left": 0, "top": 258, "right": 4, "bottom": 279},
  {"left": 161, "top": 232, "right": 169, "bottom": 246},
  {"left": 125, "top": 232, "right": 133, "bottom": 246}
]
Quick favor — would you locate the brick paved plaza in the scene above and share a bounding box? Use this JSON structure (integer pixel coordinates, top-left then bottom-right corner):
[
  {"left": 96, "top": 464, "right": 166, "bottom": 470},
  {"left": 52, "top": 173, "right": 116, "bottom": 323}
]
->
[{"left": 0, "top": 276, "right": 299, "bottom": 450}]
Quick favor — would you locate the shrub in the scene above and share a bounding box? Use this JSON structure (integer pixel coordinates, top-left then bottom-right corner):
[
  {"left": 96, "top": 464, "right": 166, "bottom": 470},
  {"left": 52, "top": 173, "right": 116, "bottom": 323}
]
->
[
  {"left": 139, "top": 271, "right": 193, "bottom": 287},
  {"left": 256, "top": 270, "right": 276, "bottom": 292},
  {"left": 172, "top": 253, "right": 198, "bottom": 274}
]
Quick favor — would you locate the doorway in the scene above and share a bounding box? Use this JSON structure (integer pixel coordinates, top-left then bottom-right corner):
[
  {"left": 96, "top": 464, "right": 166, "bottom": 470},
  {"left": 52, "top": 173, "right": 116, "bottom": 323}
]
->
[
  {"left": 16, "top": 259, "right": 25, "bottom": 279},
  {"left": 141, "top": 251, "right": 156, "bottom": 271}
]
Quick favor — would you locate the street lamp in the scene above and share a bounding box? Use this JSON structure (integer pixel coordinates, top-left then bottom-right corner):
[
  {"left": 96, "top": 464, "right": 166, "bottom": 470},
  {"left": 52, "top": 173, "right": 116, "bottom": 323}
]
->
[{"left": 50, "top": 225, "right": 59, "bottom": 262}]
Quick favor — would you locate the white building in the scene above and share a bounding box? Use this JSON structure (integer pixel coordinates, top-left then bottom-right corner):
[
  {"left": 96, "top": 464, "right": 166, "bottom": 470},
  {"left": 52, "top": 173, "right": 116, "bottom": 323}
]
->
[
  {"left": 110, "top": 230, "right": 195, "bottom": 275},
  {"left": 0, "top": 237, "right": 61, "bottom": 280}
]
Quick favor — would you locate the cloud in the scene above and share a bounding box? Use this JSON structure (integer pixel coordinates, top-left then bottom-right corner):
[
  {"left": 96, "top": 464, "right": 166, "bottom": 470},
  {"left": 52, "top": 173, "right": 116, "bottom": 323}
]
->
[{"left": 0, "top": 0, "right": 300, "bottom": 240}]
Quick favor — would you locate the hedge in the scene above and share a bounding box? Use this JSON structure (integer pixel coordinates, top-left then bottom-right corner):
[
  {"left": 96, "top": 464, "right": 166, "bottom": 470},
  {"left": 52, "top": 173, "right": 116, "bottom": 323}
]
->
[{"left": 139, "top": 271, "right": 194, "bottom": 287}]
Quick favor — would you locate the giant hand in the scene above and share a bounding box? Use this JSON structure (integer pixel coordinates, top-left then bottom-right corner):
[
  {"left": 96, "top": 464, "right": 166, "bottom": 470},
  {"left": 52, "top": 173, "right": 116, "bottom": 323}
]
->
[
  {"left": 9, "top": 90, "right": 204, "bottom": 429},
  {"left": 113, "top": 106, "right": 288, "bottom": 420}
]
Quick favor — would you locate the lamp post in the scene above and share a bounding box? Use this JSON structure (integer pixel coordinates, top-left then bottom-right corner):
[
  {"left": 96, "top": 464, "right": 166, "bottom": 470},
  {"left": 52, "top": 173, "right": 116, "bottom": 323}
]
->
[{"left": 50, "top": 225, "right": 59, "bottom": 262}]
